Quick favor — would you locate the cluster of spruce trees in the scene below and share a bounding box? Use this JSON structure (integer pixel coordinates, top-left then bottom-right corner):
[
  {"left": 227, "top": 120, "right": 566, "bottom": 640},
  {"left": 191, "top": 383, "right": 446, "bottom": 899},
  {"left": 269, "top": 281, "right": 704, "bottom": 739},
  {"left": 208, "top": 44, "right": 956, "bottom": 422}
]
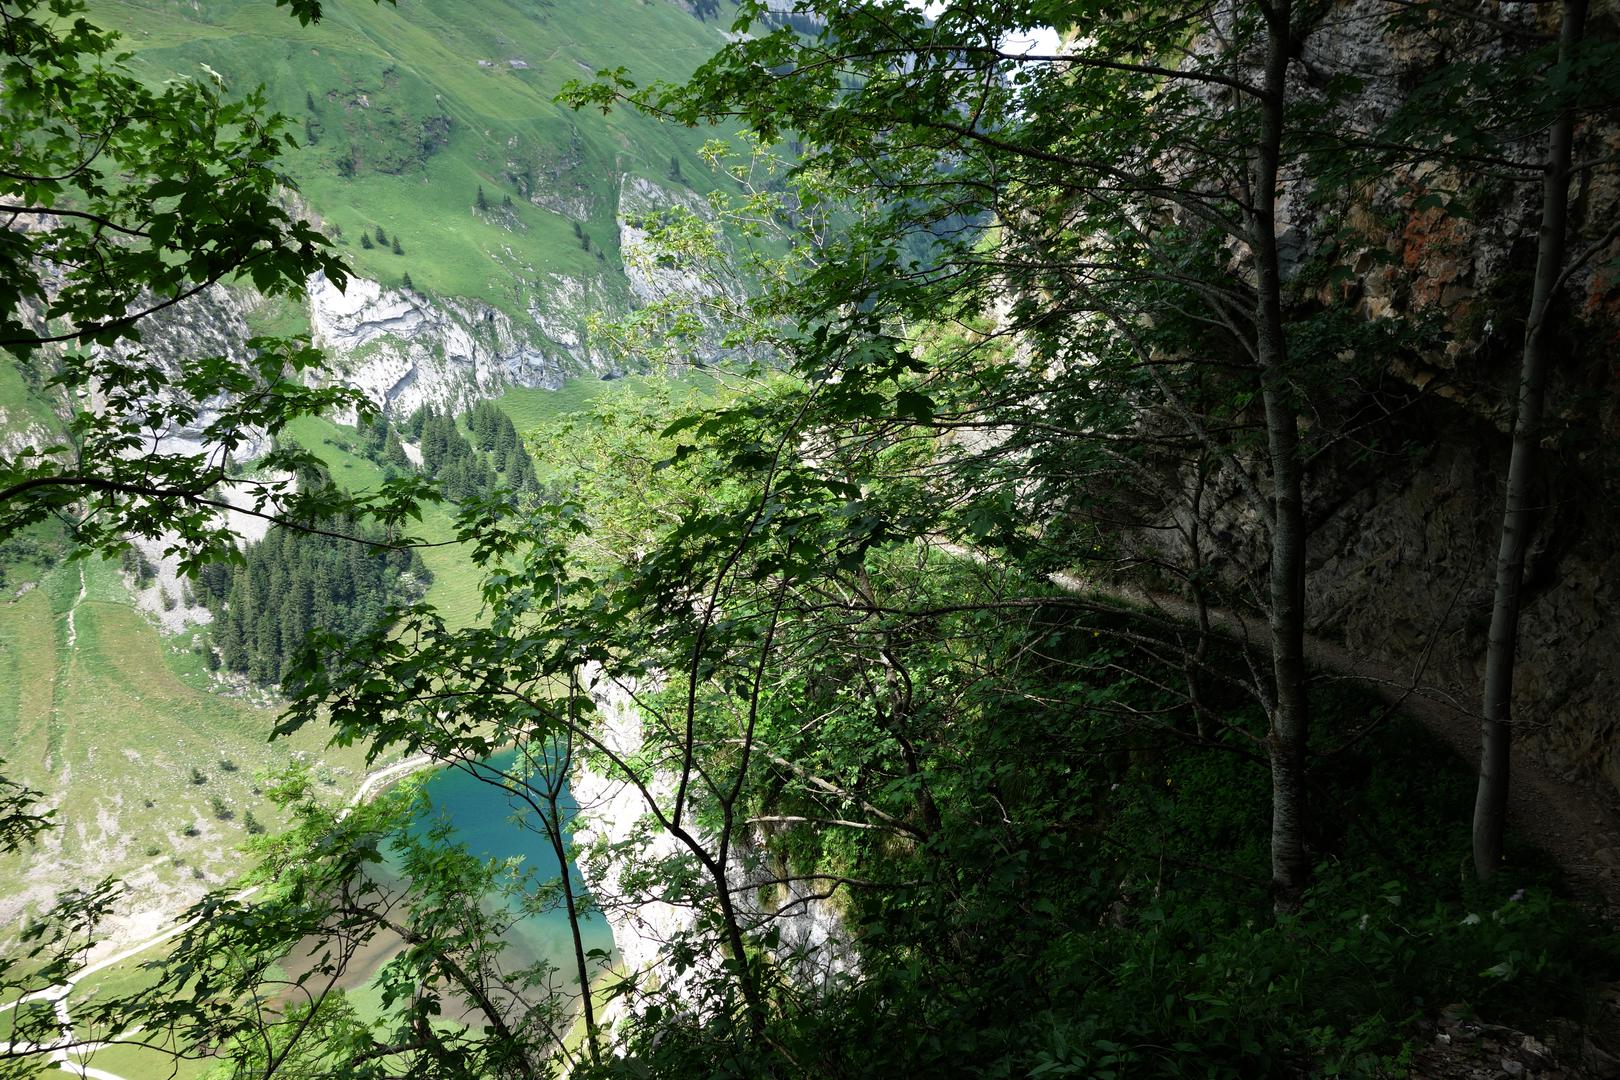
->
[
  {"left": 356, "top": 414, "right": 413, "bottom": 473},
  {"left": 353, "top": 406, "right": 541, "bottom": 498},
  {"left": 196, "top": 508, "right": 430, "bottom": 686},
  {"left": 405, "top": 401, "right": 540, "bottom": 501},
  {"left": 197, "top": 406, "right": 539, "bottom": 683}
]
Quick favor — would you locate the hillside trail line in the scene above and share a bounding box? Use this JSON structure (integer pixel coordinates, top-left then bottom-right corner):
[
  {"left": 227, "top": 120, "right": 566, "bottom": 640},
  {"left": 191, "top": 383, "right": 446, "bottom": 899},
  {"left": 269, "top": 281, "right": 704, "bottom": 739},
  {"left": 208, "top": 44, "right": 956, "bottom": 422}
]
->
[
  {"left": 0, "top": 754, "right": 436, "bottom": 1079},
  {"left": 63, "top": 563, "right": 85, "bottom": 650},
  {"left": 1044, "top": 567, "right": 1620, "bottom": 917}
]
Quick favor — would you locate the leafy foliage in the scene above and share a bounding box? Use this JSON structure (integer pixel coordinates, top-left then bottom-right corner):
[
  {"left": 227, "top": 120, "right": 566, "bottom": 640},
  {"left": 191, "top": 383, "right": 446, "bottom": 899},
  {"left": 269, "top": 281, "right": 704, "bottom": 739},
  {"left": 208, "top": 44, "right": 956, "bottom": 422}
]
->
[
  {"left": 121, "top": 770, "right": 571, "bottom": 1079},
  {"left": 0, "top": 0, "right": 432, "bottom": 571},
  {"left": 273, "top": 377, "right": 1617, "bottom": 1077},
  {"left": 4, "top": 1, "right": 1618, "bottom": 1078}
]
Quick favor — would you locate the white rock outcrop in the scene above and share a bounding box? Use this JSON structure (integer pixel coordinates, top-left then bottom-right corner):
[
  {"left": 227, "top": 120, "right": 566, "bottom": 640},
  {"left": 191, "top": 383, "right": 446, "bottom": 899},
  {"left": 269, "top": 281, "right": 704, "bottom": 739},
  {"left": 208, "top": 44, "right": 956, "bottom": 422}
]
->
[
  {"left": 570, "top": 666, "right": 857, "bottom": 1043},
  {"left": 616, "top": 175, "right": 720, "bottom": 308},
  {"left": 307, "top": 273, "right": 577, "bottom": 418}
]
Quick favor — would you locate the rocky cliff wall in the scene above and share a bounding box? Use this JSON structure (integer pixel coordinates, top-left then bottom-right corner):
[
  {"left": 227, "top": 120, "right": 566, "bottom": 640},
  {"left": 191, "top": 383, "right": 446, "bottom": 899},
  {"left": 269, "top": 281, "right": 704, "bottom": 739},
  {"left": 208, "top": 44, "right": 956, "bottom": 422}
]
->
[
  {"left": 1130, "top": 0, "right": 1620, "bottom": 800},
  {"left": 1297, "top": 0, "right": 1620, "bottom": 799},
  {"left": 305, "top": 272, "right": 583, "bottom": 419},
  {"left": 1301, "top": 401, "right": 1620, "bottom": 795},
  {"left": 569, "top": 666, "right": 856, "bottom": 1044},
  {"left": 118, "top": 166, "right": 742, "bottom": 428}
]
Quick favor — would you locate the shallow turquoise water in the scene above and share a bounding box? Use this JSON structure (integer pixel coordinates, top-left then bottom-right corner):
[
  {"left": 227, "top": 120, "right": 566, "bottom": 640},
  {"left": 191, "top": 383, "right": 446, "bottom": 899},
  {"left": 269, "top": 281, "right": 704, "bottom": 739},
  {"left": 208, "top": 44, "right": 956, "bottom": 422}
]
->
[{"left": 406, "top": 747, "right": 616, "bottom": 986}]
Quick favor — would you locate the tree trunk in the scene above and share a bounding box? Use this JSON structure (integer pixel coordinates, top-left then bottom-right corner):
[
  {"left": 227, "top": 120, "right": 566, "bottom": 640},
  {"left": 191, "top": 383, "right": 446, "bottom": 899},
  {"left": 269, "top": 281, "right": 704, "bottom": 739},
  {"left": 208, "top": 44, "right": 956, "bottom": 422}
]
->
[
  {"left": 703, "top": 843, "right": 770, "bottom": 1038},
  {"left": 541, "top": 734, "right": 602, "bottom": 1066},
  {"left": 1252, "top": 4, "right": 1313, "bottom": 910},
  {"left": 1474, "top": 0, "right": 1587, "bottom": 881},
  {"left": 545, "top": 816, "right": 602, "bottom": 1063}
]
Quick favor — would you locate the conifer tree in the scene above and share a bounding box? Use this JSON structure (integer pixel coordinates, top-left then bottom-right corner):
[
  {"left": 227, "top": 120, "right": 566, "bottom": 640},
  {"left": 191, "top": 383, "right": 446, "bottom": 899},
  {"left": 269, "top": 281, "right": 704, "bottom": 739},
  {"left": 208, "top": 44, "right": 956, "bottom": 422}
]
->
[
  {"left": 405, "top": 405, "right": 430, "bottom": 440},
  {"left": 362, "top": 416, "right": 388, "bottom": 457},
  {"left": 384, "top": 430, "right": 412, "bottom": 471}
]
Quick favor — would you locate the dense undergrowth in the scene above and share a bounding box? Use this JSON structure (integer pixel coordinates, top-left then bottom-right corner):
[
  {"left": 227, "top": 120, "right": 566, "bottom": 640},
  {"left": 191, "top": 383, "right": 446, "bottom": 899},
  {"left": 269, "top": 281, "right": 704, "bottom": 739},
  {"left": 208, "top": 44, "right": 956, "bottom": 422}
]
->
[{"left": 607, "top": 567, "right": 1619, "bottom": 1079}]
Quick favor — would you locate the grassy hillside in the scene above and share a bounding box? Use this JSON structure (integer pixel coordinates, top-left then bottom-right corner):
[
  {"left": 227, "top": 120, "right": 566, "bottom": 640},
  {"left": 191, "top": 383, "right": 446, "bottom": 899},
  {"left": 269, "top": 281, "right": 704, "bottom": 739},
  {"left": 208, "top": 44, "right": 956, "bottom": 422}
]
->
[
  {"left": 0, "top": 372, "right": 685, "bottom": 909},
  {"left": 88, "top": 0, "right": 743, "bottom": 318},
  {"left": 280, "top": 372, "right": 722, "bottom": 629},
  {"left": 0, "top": 556, "right": 370, "bottom": 913},
  {"left": 285, "top": 373, "right": 691, "bottom": 625},
  {"left": 0, "top": 7, "right": 752, "bottom": 1057},
  {"left": 0, "top": 356, "right": 53, "bottom": 427}
]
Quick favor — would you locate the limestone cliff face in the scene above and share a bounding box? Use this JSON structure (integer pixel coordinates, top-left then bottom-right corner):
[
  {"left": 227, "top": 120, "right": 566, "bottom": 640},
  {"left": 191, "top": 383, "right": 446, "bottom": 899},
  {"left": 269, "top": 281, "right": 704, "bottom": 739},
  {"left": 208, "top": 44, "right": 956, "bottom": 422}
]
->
[
  {"left": 306, "top": 272, "right": 584, "bottom": 419},
  {"left": 614, "top": 172, "right": 751, "bottom": 362},
  {"left": 101, "top": 273, "right": 580, "bottom": 432},
  {"left": 1129, "top": 0, "right": 1620, "bottom": 796},
  {"left": 1303, "top": 422, "right": 1620, "bottom": 791},
  {"left": 1289, "top": 1, "right": 1620, "bottom": 797},
  {"left": 569, "top": 667, "right": 856, "bottom": 1042},
  {"left": 117, "top": 168, "right": 745, "bottom": 426},
  {"left": 617, "top": 175, "right": 722, "bottom": 309},
  {"left": 97, "top": 282, "right": 267, "bottom": 457}
]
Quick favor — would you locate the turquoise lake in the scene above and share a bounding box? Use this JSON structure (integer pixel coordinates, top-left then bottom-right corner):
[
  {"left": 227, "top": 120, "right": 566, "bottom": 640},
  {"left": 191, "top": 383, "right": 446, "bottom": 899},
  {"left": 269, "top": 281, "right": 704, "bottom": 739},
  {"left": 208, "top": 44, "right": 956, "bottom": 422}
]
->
[{"left": 403, "top": 747, "right": 616, "bottom": 988}]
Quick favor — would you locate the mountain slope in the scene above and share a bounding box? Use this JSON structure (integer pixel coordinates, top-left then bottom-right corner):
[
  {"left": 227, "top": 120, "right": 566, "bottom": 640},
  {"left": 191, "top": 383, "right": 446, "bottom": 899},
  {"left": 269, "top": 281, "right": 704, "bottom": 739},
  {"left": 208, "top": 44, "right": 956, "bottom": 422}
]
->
[
  {"left": 0, "top": 0, "right": 751, "bottom": 945},
  {"left": 89, "top": 0, "right": 744, "bottom": 384}
]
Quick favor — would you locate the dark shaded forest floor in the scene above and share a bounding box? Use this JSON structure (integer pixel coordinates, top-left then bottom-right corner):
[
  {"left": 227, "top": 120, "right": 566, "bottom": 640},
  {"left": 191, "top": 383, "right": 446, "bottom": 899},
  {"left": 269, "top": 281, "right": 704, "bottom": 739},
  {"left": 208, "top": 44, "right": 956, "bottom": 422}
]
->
[
  {"left": 1073, "top": 578, "right": 1620, "bottom": 915},
  {"left": 1057, "top": 574, "right": 1620, "bottom": 1079}
]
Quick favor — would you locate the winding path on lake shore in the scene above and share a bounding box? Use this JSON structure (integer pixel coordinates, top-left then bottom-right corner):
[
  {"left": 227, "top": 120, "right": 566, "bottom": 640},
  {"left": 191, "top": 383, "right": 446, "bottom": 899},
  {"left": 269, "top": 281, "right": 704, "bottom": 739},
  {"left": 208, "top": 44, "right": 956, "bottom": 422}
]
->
[{"left": 0, "top": 753, "right": 435, "bottom": 1078}]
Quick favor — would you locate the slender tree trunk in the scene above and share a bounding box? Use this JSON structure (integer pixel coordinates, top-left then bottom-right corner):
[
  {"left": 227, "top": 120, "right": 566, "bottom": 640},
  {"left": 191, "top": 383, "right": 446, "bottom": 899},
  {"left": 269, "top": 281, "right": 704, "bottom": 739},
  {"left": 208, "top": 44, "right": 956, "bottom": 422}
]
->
[
  {"left": 542, "top": 730, "right": 601, "bottom": 1065},
  {"left": 1185, "top": 454, "right": 1214, "bottom": 739},
  {"left": 1252, "top": 5, "right": 1313, "bottom": 910},
  {"left": 702, "top": 843, "right": 770, "bottom": 1038},
  {"left": 544, "top": 812, "right": 602, "bottom": 1063},
  {"left": 574, "top": 669, "right": 770, "bottom": 1043},
  {"left": 1474, "top": 0, "right": 1587, "bottom": 880}
]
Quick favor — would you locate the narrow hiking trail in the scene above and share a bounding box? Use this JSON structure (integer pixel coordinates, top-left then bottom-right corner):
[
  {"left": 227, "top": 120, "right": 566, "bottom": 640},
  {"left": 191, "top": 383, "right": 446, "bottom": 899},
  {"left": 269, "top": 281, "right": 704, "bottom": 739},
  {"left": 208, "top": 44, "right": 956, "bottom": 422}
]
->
[
  {"left": 62, "top": 564, "right": 85, "bottom": 651},
  {"left": 1051, "top": 571, "right": 1620, "bottom": 916},
  {"left": 938, "top": 540, "right": 1620, "bottom": 911},
  {"left": 0, "top": 754, "right": 435, "bottom": 1079}
]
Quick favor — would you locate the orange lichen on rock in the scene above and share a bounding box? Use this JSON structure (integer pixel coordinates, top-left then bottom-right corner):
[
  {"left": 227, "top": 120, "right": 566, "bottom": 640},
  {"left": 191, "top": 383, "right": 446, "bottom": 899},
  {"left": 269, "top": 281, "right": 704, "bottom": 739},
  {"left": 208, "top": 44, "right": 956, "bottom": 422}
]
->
[{"left": 1400, "top": 199, "right": 1472, "bottom": 308}]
